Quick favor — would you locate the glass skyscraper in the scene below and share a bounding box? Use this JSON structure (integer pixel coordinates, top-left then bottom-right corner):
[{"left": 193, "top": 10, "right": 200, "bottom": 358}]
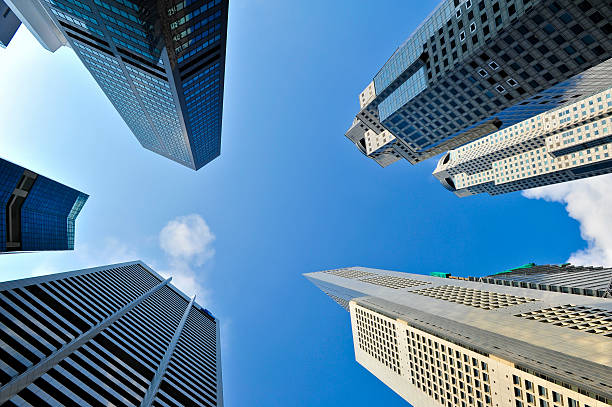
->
[
  {"left": 0, "top": 261, "right": 223, "bottom": 406},
  {"left": 0, "top": 0, "right": 20, "bottom": 47},
  {"left": 346, "top": 0, "right": 612, "bottom": 166},
  {"left": 4, "top": 0, "right": 229, "bottom": 170},
  {"left": 306, "top": 266, "right": 611, "bottom": 407},
  {"left": 0, "top": 157, "right": 88, "bottom": 253}
]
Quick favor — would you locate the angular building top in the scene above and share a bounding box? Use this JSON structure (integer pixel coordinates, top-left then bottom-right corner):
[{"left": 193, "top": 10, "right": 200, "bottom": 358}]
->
[
  {"left": 0, "top": 157, "right": 88, "bottom": 253},
  {"left": 4, "top": 0, "right": 229, "bottom": 170},
  {"left": 0, "top": 261, "right": 223, "bottom": 406},
  {"left": 433, "top": 87, "right": 612, "bottom": 196},
  {"left": 306, "top": 266, "right": 612, "bottom": 406},
  {"left": 346, "top": 0, "right": 612, "bottom": 166}
]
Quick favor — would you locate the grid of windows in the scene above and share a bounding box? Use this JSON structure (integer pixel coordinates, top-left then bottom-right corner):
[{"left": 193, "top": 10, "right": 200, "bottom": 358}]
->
[
  {"left": 354, "top": 307, "right": 401, "bottom": 374},
  {"left": 515, "top": 304, "right": 612, "bottom": 336},
  {"left": 34, "top": 0, "right": 229, "bottom": 170},
  {"left": 511, "top": 374, "right": 597, "bottom": 407},
  {"left": 323, "top": 268, "right": 378, "bottom": 279},
  {"left": 72, "top": 41, "right": 165, "bottom": 154},
  {"left": 439, "top": 89, "right": 612, "bottom": 196},
  {"left": 411, "top": 285, "right": 537, "bottom": 309},
  {"left": 350, "top": 0, "right": 612, "bottom": 165},
  {"left": 406, "top": 328, "right": 492, "bottom": 407},
  {"left": 361, "top": 275, "right": 431, "bottom": 289}
]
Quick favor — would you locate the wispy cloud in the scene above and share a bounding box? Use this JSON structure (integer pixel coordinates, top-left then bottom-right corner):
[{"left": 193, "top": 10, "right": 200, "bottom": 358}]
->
[
  {"left": 26, "top": 214, "right": 216, "bottom": 304},
  {"left": 523, "top": 175, "right": 612, "bottom": 266},
  {"left": 157, "top": 214, "right": 216, "bottom": 303}
]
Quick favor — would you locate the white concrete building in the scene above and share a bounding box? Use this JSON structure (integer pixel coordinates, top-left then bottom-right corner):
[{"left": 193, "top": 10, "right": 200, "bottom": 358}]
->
[
  {"left": 433, "top": 88, "right": 612, "bottom": 197},
  {"left": 305, "top": 267, "right": 612, "bottom": 407}
]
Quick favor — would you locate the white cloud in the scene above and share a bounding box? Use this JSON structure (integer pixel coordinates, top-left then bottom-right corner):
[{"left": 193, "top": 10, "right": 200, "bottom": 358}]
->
[
  {"left": 523, "top": 175, "right": 612, "bottom": 266},
  {"left": 159, "top": 214, "right": 215, "bottom": 265},
  {"left": 157, "top": 214, "right": 216, "bottom": 303},
  {"left": 21, "top": 215, "right": 216, "bottom": 304}
]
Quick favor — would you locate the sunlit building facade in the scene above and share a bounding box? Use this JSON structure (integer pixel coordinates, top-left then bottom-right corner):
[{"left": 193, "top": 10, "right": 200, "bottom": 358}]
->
[
  {"left": 4, "top": 0, "right": 229, "bottom": 170},
  {"left": 306, "top": 267, "right": 612, "bottom": 407},
  {"left": 0, "top": 157, "right": 87, "bottom": 253},
  {"left": 0, "top": 261, "right": 223, "bottom": 406},
  {"left": 346, "top": 0, "right": 612, "bottom": 166},
  {"left": 433, "top": 87, "right": 612, "bottom": 196}
]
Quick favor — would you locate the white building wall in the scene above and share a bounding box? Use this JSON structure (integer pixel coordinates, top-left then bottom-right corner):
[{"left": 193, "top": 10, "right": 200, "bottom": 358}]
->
[{"left": 350, "top": 301, "right": 605, "bottom": 407}]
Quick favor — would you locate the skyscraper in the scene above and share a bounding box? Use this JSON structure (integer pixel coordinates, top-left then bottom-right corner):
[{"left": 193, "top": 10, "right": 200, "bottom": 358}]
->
[
  {"left": 433, "top": 87, "right": 612, "bottom": 196},
  {"left": 0, "top": 261, "right": 223, "bottom": 406},
  {"left": 306, "top": 267, "right": 612, "bottom": 407},
  {"left": 346, "top": 0, "right": 612, "bottom": 166},
  {"left": 0, "top": 157, "right": 88, "bottom": 253},
  {"left": 0, "top": 0, "right": 20, "bottom": 47},
  {"left": 473, "top": 262, "right": 612, "bottom": 297},
  {"left": 4, "top": 0, "right": 229, "bottom": 170}
]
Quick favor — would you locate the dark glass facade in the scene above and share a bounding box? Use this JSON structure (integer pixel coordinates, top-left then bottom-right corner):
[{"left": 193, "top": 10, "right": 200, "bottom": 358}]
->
[
  {"left": 0, "top": 0, "right": 21, "bottom": 47},
  {"left": 353, "top": 0, "right": 612, "bottom": 164},
  {"left": 0, "top": 157, "right": 88, "bottom": 253},
  {"left": 7, "top": 0, "right": 229, "bottom": 170},
  {"left": 0, "top": 261, "right": 223, "bottom": 406}
]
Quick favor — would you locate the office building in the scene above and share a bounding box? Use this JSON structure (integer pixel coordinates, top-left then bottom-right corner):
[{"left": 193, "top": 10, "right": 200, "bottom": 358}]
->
[
  {"left": 0, "top": 261, "right": 223, "bottom": 406},
  {"left": 0, "top": 157, "right": 88, "bottom": 253},
  {"left": 4, "top": 0, "right": 229, "bottom": 170},
  {"left": 0, "top": 0, "right": 20, "bottom": 47},
  {"left": 306, "top": 266, "right": 611, "bottom": 407},
  {"left": 472, "top": 262, "right": 612, "bottom": 298},
  {"left": 433, "top": 87, "right": 612, "bottom": 196},
  {"left": 346, "top": 0, "right": 612, "bottom": 166}
]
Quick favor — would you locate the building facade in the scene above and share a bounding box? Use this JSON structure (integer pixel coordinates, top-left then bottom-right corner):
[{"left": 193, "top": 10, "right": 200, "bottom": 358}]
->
[
  {"left": 346, "top": 0, "right": 612, "bottom": 166},
  {"left": 473, "top": 263, "right": 612, "bottom": 298},
  {"left": 0, "top": 261, "right": 223, "bottom": 406},
  {"left": 305, "top": 267, "right": 612, "bottom": 407},
  {"left": 0, "top": 157, "right": 88, "bottom": 253},
  {"left": 0, "top": 0, "right": 20, "bottom": 47},
  {"left": 4, "top": 0, "right": 229, "bottom": 170},
  {"left": 433, "top": 87, "right": 612, "bottom": 196}
]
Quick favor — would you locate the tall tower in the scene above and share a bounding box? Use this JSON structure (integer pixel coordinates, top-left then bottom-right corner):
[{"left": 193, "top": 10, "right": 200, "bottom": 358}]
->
[
  {"left": 305, "top": 267, "right": 611, "bottom": 407},
  {"left": 0, "top": 261, "right": 223, "bottom": 406},
  {"left": 433, "top": 87, "right": 612, "bottom": 196},
  {"left": 3, "top": 0, "right": 229, "bottom": 170},
  {"left": 346, "top": 0, "right": 612, "bottom": 166},
  {"left": 0, "top": 157, "right": 88, "bottom": 253}
]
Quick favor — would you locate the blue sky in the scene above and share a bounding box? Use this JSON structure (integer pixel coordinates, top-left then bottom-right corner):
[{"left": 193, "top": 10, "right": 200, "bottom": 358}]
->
[{"left": 1, "top": 1, "right": 611, "bottom": 406}]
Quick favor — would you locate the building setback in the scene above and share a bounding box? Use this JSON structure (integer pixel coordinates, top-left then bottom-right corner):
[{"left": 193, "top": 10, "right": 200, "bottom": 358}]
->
[
  {"left": 0, "top": 261, "right": 223, "bottom": 406},
  {"left": 305, "top": 266, "right": 612, "bottom": 407},
  {"left": 472, "top": 262, "right": 612, "bottom": 298},
  {"left": 433, "top": 87, "right": 612, "bottom": 196},
  {"left": 345, "top": 0, "right": 612, "bottom": 166},
  {"left": 4, "top": 0, "right": 229, "bottom": 170},
  {"left": 0, "top": 157, "right": 87, "bottom": 253}
]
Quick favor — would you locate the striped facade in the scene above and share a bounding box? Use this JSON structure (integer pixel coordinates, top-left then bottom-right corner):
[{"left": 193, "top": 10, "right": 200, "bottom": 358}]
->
[{"left": 0, "top": 261, "right": 222, "bottom": 407}]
